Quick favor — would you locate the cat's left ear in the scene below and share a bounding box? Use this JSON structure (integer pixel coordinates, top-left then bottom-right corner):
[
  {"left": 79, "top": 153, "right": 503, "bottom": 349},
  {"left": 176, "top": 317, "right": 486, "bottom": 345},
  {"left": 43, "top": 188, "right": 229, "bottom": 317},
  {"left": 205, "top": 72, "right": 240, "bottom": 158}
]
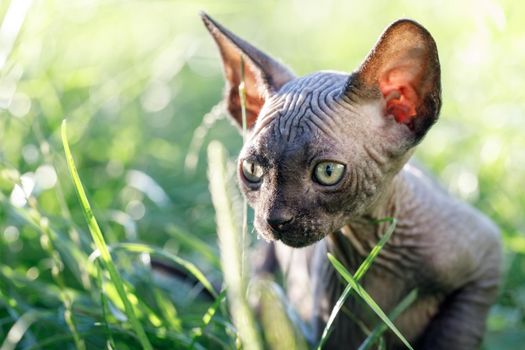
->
[
  {"left": 201, "top": 13, "right": 295, "bottom": 130},
  {"left": 351, "top": 19, "right": 441, "bottom": 143}
]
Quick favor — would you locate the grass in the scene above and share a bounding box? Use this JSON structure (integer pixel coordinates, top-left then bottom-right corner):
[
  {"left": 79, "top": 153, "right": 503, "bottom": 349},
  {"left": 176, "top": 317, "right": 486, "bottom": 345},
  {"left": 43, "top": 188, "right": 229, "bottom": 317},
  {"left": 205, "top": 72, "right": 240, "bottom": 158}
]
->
[
  {"left": 358, "top": 289, "right": 418, "bottom": 350},
  {"left": 62, "top": 119, "right": 152, "bottom": 350},
  {"left": 327, "top": 252, "right": 413, "bottom": 350},
  {"left": 208, "top": 53, "right": 410, "bottom": 349},
  {"left": 41, "top": 41, "right": 410, "bottom": 350},
  {"left": 316, "top": 218, "right": 401, "bottom": 349},
  {"left": 1, "top": 0, "right": 525, "bottom": 349},
  {"left": 206, "top": 139, "right": 408, "bottom": 349},
  {"left": 207, "top": 140, "right": 262, "bottom": 350}
]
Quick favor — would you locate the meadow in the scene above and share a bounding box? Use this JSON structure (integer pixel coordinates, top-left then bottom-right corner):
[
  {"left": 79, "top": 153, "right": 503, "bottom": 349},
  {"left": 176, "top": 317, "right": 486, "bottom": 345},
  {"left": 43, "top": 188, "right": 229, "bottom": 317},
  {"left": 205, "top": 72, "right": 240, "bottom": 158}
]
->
[{"left": 0, "top": 0, "right": 524, "bottom": 349}]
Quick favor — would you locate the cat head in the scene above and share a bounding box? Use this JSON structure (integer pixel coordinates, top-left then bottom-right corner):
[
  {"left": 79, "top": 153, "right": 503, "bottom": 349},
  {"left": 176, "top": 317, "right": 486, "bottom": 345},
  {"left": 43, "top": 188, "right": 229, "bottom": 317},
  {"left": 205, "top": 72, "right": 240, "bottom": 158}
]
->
[{"left": 202, "top": 13, "right": 441, "bottom": 247}]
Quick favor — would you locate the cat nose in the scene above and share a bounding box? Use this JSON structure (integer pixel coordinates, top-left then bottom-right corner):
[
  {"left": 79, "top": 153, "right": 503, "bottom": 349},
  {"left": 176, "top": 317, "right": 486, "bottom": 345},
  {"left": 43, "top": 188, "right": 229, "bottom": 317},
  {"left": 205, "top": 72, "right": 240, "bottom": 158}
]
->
[{"left": 267, "top": 213, "right": 294, "bottom": 233}]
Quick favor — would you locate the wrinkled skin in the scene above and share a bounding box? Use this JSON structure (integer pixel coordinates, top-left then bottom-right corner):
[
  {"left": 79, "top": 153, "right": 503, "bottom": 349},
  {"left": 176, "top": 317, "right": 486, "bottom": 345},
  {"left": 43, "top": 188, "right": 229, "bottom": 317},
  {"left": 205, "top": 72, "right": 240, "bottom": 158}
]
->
[
  {"left": 238, "top": 71, "right": 410, "bottom": 248},
  {"left": 202, "top": 13, "right": 501, "bottom": 349}
]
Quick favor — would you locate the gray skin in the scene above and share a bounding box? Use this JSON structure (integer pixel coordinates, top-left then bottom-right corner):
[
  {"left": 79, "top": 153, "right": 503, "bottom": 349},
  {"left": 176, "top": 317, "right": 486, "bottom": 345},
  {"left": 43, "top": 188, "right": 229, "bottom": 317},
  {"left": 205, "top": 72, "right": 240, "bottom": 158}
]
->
[{"left": 202, "top": 13, "right": 501, "bottom": 350}]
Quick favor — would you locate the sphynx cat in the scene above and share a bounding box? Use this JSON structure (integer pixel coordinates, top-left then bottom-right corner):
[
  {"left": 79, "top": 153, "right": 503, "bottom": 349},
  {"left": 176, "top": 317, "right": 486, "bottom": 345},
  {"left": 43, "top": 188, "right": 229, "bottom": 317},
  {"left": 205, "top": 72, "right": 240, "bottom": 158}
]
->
[{"left": 202, "top": 13, "right": 501, "bottom": 349}]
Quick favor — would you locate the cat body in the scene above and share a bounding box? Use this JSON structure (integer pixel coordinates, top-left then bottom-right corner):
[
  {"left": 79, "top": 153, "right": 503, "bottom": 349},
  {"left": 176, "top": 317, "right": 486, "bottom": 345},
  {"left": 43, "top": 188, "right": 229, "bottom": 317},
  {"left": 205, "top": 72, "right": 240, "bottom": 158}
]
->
[
  {"left": 202, "top": 13, "right": 501, "bottom": 349},
  {"left": 272, "top": 161, "right": 500, "bottom": 349}
]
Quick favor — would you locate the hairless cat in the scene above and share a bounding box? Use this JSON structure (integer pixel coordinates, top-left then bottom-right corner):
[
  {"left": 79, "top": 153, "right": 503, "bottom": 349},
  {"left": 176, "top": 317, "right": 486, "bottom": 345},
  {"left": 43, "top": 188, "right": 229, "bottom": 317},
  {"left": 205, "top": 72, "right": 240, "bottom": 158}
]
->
[{"left": 202, "top": 13, "right": 501, "bottom": 349}]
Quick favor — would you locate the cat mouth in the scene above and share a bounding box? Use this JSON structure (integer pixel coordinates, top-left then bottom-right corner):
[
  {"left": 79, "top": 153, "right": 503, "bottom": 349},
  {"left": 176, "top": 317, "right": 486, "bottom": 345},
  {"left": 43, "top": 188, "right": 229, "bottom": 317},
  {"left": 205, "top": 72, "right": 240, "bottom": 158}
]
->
[{"left": 257, "top": 224, "right": 325, "bottom": 248}]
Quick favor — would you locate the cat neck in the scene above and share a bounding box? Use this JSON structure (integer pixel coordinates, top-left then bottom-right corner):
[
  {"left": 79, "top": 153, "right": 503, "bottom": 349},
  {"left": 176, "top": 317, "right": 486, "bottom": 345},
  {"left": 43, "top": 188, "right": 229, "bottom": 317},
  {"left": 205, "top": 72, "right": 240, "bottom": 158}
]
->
[{"left": 325, "top": 168, "right": 419, "bottom": 272}]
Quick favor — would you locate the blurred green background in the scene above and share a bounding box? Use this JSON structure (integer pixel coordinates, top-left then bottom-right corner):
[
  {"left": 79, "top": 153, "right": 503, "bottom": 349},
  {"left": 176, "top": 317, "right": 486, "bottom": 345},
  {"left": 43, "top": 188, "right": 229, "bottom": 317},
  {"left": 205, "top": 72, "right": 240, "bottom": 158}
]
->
[{"left": 0, "top": 0, "right": 524, "bottom": 349}]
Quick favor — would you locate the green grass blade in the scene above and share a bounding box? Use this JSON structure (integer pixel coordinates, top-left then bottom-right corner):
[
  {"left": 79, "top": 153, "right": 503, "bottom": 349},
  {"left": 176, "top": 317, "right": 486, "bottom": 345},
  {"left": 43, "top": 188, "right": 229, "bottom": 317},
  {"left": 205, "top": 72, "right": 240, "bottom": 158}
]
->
[
  {"left": 358, "top": 289, "right": 418, "bottom": 350},
  {"left": 167, "top": 225, "right": 220, "bottom": 268},
  {"left": 239, "top": 55, "right": 248, "bottom": 284},
  {"left": 96, "top": 262, "right": 116, "bottom": 350},
  {"left": 190, "top": 289, "right": 227, "bottom": 349},
  {"left": 201, "top": 289, "right": 227, "bottom": 326},
  {"left": 317, "top": 218, "right": 397, "bottom": 349},
  {"left": 61, "top": 119, "right": 153, "bottom": 350},
  {"left": 208, "top": 140, "right": 263, "bottom": 350},
  {"left": 327, "top": 253, "right": 414, "bottom": 350},
  {"left": 255, "top": 279, "right": 309, "bottom": 350},
  {"left": 354, "top": 218, "right": 397, "bottom": 278},
  {"left": 0, "top": 311, "right": 39, "bottom": 350},
  {"left": 105, "top": 242, "right": 218, "bottom": 299},
  {"left": 239, "top": 55, "right": 248, "bottom": 142}
]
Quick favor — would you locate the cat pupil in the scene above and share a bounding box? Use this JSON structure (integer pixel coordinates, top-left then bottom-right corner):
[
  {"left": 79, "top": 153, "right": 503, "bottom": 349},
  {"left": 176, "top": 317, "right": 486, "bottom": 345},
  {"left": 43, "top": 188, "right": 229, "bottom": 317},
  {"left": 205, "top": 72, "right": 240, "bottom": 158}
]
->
[{"left": 326, "top": 164, "right": 333, "bottom": 177}]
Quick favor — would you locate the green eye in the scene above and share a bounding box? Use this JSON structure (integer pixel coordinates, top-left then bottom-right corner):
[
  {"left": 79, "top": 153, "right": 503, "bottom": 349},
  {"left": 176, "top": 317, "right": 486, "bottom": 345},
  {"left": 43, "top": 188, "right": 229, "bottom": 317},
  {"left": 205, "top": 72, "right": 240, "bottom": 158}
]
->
[
  {"left": 241, "top": 160, "right": 264, "bottom": 183},
  {"left": 313, "top": 161, "right": 345, "bottom": 186}
]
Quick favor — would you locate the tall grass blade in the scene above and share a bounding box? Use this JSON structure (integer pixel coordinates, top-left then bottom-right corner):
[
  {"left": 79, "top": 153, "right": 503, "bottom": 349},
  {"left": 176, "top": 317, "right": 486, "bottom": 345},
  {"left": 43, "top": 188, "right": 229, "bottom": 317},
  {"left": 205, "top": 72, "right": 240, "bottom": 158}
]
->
[
  {"left": 184, "top": 101, "right": 225, "bottom": 174},
  {"left": 317, "top": 218, "right": 397, "bottom": 349},
  {"left": 327, "top": 253, "right": 414, "bottom": 350},
  {"left": 358, "top": 289, "right": 418, "bottom": 350},
  {"left": 254, "top": 279, "right": 309, "bottom": 350},
  {"left": 239, "top": 56, "right": 248, "bottom": 282},
  {"left": 207, "top": 140, "right": 263, "bottom": 350},
  {"left": 0, "top": 0, "right": 33, "bottom": 71},
  {"left": 61, "top": 119, "right": 153, "bottom": 350}
]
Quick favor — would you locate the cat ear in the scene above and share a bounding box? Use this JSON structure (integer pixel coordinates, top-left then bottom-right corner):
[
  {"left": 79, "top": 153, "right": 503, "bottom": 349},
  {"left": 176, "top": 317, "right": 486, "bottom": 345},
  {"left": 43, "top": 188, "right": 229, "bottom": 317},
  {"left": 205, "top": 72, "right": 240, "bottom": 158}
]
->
[
  {"left": 201, "top": 13, "right": 295, "bottom": 130},
  {"left": 352, "top": 19, "right": 441, "bottom": 142}
]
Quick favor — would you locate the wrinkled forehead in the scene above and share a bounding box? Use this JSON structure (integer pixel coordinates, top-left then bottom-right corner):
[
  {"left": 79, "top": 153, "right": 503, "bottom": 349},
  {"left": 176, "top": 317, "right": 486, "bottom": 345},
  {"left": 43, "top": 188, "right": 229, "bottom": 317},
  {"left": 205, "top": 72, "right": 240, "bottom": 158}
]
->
[
  {"left": 242, "top": 127, "right": 341, "bottom": 171},
  {"left": 249, "top": 71, "right": 351, "bottom": 142}
]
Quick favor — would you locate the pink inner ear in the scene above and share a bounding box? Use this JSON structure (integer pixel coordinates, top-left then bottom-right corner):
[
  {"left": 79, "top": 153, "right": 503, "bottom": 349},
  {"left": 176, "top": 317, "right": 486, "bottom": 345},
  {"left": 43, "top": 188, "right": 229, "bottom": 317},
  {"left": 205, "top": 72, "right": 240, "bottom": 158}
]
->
[{"left": 379, "top": 69, "right": 419, "bottom": 124}]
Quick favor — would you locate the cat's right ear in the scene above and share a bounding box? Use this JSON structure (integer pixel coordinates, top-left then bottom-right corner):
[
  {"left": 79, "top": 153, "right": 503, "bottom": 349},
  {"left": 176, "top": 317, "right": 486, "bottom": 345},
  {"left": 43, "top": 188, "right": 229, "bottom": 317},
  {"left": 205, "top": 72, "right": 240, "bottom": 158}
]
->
[{"left": 201, "top": 13, "right": 295, "bottom": 130}]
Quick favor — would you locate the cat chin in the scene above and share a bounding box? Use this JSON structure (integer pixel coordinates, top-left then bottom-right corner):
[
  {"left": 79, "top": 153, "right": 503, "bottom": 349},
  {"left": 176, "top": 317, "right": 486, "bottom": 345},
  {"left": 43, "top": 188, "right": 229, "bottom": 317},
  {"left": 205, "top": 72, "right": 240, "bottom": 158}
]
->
[{"left": 279, "top": 235, "right": 323, "bottom": 248}]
